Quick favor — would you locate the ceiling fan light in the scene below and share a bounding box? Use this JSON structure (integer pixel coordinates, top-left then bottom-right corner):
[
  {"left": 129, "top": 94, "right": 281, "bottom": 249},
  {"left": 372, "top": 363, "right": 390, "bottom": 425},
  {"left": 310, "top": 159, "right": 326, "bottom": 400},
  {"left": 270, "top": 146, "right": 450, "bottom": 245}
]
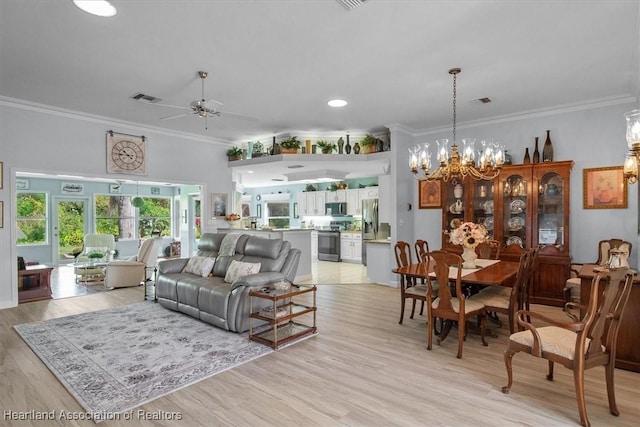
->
[
  {"left": 328, "top": 99, "right": 348, "bottom": 108},
  {"left": 73, "top": 0, "right": 117, "bottom": 17}
]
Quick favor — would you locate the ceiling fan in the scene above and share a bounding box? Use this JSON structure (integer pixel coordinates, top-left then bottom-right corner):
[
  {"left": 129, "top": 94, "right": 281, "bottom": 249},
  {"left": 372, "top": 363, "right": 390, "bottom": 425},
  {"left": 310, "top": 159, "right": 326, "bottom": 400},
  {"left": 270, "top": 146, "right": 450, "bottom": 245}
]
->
[{"left": 154, "top": 71, "right": 258, "bottom": 129}]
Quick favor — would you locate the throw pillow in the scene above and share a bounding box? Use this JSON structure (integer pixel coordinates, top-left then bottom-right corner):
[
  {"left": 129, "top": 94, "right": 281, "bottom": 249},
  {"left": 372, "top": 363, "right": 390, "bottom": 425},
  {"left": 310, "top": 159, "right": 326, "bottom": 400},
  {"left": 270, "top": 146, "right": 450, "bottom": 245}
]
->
[
  {"left": 182, "top": 256, "right": 215, "bottom": 278},
  {"left": 224, "top": 260, "right": 261, "bottom": 283}
]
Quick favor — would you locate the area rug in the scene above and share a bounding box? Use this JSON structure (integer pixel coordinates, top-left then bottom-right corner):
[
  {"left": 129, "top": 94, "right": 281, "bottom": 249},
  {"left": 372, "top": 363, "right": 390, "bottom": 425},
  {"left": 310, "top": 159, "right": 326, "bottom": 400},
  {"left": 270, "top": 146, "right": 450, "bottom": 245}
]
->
[{"left": 14, "top": 302, "right": 272, "bottom": 420}]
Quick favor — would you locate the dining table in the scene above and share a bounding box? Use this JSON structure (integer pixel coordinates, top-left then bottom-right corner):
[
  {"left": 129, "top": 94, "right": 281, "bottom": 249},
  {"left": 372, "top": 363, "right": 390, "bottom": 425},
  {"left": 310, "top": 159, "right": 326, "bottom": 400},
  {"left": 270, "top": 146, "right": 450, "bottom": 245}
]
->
[{"left": 392, "top": 258, "right": 521, "bottom": 340}]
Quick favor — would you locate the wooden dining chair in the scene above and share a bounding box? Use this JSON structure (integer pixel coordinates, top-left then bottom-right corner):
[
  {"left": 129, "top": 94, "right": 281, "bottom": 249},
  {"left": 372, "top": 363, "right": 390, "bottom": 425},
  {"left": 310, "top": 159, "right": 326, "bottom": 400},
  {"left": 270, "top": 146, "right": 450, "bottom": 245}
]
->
[
  {"left": 395, "top": 241, "right": 427, "bottom": 324},
  {"left": 414, "top": 239, "right": 430, "bottom": 262},
  {"left": 475, "top": 239, "right": 501, "bottom": 260},
  {"left": 468, "top": 246, "right": 537, "bottom": 333},
  {"left": 425, "top": 250, "right": 487, "bottom": 358},
  {"left": 502, "top": 267, "right": 634, "bottom": 427}
]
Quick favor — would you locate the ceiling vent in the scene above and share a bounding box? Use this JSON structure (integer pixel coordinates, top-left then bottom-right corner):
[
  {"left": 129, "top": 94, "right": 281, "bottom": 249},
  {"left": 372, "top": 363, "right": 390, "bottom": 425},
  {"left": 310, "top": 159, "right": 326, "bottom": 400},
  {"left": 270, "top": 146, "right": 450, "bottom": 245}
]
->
[
  {"left": 131, "top": 93, "right": 162, "bottom": 104},
  {"left": 468, "top": 97, "right": 492, "bottom": 105},
  {"left": 336, "top": 0, "right": 366, "bottom": 11}
]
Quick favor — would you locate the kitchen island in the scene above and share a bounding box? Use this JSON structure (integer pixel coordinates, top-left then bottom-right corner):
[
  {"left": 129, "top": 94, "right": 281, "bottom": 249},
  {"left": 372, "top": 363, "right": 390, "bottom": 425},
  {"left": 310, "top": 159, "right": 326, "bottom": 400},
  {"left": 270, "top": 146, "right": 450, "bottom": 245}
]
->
[
  {"left": 216, "top": 228, "right": 312, "bottom": 282},
  {"left": 366, "top": 239, "right": 393, "bottom": 287}
]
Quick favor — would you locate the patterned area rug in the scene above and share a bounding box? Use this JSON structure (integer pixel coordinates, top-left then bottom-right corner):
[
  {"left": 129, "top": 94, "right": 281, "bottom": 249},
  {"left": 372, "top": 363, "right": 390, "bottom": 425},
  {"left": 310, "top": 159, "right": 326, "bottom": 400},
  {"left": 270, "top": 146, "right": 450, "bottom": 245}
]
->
[{"left": 14, "top": 302, "right": 272, "bottom": 420}]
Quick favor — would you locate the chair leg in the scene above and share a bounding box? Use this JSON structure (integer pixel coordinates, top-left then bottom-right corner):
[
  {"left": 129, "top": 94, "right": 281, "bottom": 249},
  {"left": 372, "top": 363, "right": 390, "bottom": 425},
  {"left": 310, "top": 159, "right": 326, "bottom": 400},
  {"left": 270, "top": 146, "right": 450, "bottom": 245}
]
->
[
  {"left": 479, "top": 314, "right": 488, "bottom": 347},
  {"left": 456, "top": 318, "right": 465, "bottom": 358},
  {"left": 399, "top": 296, "right": 406, "bottom": 325},
  {"left": 427, "top": 314, "right": 433, "bottom": 351},
  {"left": 501, "top": 348, "right": 515, "bottom": 393},
  {"left": 419, "top": 300, "right": 425, "bottom": 316},
  {"left": 410, "top": 299, "right": 417, "bottom": 319},
  {"left": 546, "top": 360, "right": 554, "bottom": 381},
  {"left": 573, "top": 364, "right": 590, "bottom": 427},
  {"left": 604, "top": 359, "right": 620, "bottom": 416}
]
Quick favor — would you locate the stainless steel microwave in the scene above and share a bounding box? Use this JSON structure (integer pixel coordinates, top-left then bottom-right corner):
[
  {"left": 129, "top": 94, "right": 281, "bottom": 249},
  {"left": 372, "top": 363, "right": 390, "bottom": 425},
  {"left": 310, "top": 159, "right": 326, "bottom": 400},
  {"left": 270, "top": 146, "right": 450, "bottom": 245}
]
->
[{"left": 325, "top": 202, "right": 347, "bottom": 216}]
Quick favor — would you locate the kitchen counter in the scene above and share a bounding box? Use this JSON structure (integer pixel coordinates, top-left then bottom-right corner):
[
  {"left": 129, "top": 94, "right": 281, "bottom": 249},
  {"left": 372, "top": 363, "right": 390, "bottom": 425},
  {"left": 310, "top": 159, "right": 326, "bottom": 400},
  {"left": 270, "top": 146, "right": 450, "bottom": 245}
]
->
[{"left": 367, "top": 239, "right": 391, "bottom": 244}]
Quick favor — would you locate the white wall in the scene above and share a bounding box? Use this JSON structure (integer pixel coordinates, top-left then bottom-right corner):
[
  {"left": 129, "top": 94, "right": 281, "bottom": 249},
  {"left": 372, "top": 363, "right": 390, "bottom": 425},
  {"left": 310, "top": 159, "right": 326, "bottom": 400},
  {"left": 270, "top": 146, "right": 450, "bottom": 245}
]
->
[
  {"left": 402, "top": 101, "right": 639, "bottom": 267},
  {"left": 0, "top": 103, "right": 232, "bottom": 308}
]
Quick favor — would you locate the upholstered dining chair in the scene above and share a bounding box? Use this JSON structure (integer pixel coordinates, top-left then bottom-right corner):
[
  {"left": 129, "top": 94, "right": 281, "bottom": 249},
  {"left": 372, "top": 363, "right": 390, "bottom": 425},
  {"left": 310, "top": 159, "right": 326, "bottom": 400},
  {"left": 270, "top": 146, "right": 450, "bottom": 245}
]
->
[
  {"left": 104, "top": 237, "right": 162, "bottom": 289},
  {"left": 395, "top": 241, "right": 427, "bottom": 324},
  {"left": 502, "top": 267, "right": 634, "bottom": 427},
  {"left": 425, "top": 250, "right": 487, "bottom": 358},
  {"left": 563, "top": 238, "right": 632, "bottom": 305},
  {"left": 468, "top": 246, "right": 538, "bottom": 334},
  {"left": 476, "top": 239, "right": 501, "bottom": 260}
]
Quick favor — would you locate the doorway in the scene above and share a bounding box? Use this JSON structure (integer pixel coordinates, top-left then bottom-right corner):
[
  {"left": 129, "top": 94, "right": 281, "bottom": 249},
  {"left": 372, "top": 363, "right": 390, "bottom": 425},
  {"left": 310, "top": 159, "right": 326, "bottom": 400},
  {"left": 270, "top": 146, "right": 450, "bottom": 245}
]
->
[{"left": 53, "top": 197, "right": 89, "bottom": 265}]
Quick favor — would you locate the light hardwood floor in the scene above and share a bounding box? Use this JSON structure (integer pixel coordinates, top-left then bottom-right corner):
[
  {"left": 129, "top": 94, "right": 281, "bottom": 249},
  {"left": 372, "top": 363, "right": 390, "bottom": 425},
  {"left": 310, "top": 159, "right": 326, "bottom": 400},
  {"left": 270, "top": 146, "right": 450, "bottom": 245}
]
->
[{"left": 3, "top": 263, "right": 639, "bottom": 426}]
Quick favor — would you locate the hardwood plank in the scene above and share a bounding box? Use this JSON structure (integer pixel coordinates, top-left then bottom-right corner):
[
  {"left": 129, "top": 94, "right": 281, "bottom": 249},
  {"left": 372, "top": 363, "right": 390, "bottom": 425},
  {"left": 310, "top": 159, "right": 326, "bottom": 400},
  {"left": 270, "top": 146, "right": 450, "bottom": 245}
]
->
[{"left": 1, "top": 280, "right": 638, "bottom": 426}]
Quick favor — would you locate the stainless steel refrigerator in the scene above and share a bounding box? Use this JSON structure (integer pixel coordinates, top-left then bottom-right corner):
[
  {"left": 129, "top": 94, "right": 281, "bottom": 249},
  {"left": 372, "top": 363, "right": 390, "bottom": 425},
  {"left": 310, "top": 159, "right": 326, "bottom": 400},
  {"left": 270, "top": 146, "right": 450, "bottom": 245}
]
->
[{"left": 361, "top": 198, "right": 379, "bottom": 266}]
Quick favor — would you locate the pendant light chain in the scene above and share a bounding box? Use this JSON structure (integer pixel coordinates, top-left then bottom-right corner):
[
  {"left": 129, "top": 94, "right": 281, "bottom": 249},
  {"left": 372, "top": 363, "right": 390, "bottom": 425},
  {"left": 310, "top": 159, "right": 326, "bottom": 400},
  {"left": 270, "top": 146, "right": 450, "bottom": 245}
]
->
[{"left": 451, "top": 68, "right": 458, "bottom": 146}]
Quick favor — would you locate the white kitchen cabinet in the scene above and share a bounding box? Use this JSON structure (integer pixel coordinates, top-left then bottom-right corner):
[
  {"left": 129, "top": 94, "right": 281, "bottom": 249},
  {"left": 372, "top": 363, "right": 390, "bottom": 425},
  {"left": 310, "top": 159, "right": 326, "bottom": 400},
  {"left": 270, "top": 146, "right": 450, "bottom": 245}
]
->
[
  {"left": 297, "top": 191, "right": 326, "bottom": 216},
  {"left": 346, "top": 187, "right": 378, "bottom": 216},
  {"left": 340, "top": 232, "right": 362, "bottom": 263},
  {"left": 325, "top": 190, "right": 346, "bottom": 203}
]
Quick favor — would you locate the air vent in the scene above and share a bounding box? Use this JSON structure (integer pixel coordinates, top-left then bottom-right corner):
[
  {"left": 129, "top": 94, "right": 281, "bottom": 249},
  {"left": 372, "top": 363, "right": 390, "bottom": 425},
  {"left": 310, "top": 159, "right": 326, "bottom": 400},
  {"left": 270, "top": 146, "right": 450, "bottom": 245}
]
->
[
  {"left": 336, "top": 0, "right": 366, "bottom": 11},
  {"left": 287, "top": 165, "right": 304, "bottom": 169},
  {"left": 468, "top": 97, "right": 492, "bottom": 106},
  {"left": 131, "top": 93, "right": 162, "bottom": 103}
]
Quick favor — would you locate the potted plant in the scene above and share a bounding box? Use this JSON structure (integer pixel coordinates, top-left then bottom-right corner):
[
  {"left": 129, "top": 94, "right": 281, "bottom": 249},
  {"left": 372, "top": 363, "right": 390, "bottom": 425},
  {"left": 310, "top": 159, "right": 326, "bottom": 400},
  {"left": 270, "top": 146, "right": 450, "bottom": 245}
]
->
[
  {"left": 316, "top": 140, "right": 337, "bottom": 154},
  {"left": 226, "top": 146, "right": 243, "bottom": 161},
  {"left": 252, "top": 141, "right": 264, "bottom": 157},
  {"left": 359, "top": 134, "right": 378, "bottom": 154},
  {"left": 280, "top": 136, "right": 301, "bottom": 154}
]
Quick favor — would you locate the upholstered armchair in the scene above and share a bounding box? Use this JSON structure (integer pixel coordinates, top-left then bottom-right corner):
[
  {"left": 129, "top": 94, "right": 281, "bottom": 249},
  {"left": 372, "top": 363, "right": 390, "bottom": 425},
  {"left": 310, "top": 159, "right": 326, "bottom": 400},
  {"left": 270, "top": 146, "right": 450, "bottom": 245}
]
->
[{"left": 104, "top": 237, "right": 162, "bottom": 289}]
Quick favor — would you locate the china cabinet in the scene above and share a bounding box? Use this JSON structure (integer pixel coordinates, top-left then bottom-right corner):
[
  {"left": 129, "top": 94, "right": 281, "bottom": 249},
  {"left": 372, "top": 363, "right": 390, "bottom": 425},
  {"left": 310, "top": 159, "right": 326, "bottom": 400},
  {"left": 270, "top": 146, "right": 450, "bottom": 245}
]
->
[{"left": 440, "top": 161, "right": 573, "bottom": 306}]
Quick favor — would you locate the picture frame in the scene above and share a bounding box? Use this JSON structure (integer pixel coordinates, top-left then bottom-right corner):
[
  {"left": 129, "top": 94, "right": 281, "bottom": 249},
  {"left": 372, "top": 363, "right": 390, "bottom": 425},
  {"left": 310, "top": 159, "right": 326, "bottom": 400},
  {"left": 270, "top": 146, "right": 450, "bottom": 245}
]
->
[
  {"left": 418, "top": 180, "right": 442, "bottom": 209},
  {"left": 109, "top": 183, "right": 122, "bottom": 194},
  {"left": 61, "top": 182, "right": 84, "bottom": 195},
  {"left": 0, "top": 161, "right": 3, "bottom": 189},
  {"left": 0, "top": 201, "right": 3, "bottom": 228},
  {"left": 16, "top": 178, "right": 29, "bottom": 190},
  {"left": 150, "top": 187, "right": 160, "bottom": 195},
  {"left": 583, "top": 166, "right": 627, "bottom": 209},
  {"left": 211, "top": 193, "right": 228, "bottom": 218}
]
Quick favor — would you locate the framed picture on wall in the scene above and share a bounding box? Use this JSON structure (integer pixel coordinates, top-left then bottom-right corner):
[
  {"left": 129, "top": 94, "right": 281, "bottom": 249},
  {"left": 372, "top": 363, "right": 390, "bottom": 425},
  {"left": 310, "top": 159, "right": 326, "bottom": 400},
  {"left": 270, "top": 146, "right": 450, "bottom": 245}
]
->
[
  {"left": 0, "top": 201, "right": 3, "bottom": 228},
  {"left": 109, "top": 183, "right": 122, "bottom": 194},
  {"left": 418, "top": 180, "right": 442, "bottom": 209},
  {"left": 211, "top": 193, "right": 228, "bottom": 218},
  {"left": 16, "top": 178, "right": 29, "bottom": 190},
  {"left": 583, "top": 166, "right": 627, "bottom": 209}
]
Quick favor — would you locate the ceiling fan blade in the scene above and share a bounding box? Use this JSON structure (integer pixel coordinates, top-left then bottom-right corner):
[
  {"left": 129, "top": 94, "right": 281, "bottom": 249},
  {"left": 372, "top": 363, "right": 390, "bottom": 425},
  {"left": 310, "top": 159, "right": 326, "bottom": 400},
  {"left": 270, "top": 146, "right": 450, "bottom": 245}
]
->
[
  {"left": 217, "top": 110, "right": 259, "bottom": 122},
  {"left": 152, "top": 102, "right": 191, "bottom": 110},
  {"left": 160, "top": 112, "right": 192, "bottom": 120},
  {"left": 205, "top": 98, "right": 224, "bottom": 106}
]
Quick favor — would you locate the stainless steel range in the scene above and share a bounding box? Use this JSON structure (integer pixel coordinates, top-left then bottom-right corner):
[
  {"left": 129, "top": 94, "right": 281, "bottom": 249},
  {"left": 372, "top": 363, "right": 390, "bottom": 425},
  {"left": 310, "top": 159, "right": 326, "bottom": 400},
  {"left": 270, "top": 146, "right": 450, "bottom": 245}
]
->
[{"left": 317, "top": 230, "right": 341, "bottom": 262}]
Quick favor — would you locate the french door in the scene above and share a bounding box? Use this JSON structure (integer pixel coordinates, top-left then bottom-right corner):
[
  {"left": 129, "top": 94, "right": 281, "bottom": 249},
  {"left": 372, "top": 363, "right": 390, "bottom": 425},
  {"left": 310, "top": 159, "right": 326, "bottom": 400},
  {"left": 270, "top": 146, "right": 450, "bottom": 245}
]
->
[{"left": 53, "top": 197, "right": 89, "bottom": 265}]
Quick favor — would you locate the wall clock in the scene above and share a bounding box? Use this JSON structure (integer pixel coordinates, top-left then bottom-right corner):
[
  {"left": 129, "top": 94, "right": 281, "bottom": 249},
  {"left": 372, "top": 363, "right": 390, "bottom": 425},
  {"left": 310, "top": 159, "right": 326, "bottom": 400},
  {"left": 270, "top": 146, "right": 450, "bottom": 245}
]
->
[{"left": 106, "top": 131, "right": 147, "bottom": 175}]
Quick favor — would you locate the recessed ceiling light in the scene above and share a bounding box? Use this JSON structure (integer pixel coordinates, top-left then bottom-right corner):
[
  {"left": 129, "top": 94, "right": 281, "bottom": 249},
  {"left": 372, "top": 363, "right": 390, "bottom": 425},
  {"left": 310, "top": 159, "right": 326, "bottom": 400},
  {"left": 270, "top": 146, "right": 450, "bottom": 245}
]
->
[
  {"left": 328, "top": 99, "right": 348, "bottom": 108},
  {"left": 73, "top": 0, "right": 117, "bottom": 17},
  {"left": 247, "top": 170, "right": 254, "bottom": 174}
]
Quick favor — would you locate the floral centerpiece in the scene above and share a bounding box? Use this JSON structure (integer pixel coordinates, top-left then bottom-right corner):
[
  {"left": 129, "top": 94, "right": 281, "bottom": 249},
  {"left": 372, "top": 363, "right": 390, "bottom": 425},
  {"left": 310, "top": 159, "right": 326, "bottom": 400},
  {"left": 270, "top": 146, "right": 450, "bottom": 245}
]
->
[{"left": 448, "top": 221, "right": 488, "bottom": 268}]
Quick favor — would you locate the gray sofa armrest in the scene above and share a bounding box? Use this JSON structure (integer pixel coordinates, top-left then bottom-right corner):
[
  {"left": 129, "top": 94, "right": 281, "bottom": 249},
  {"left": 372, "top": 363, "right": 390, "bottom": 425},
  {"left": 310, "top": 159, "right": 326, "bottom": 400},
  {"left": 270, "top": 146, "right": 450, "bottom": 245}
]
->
[
  {"left": 231, "top": 271, "right": 285, "bottom": 290},
  {"left": 281, "top": 248, "right": 301, "bottom": 283},
  {"left": 157, "top": 258, "right": 189, "bottom": 274}
]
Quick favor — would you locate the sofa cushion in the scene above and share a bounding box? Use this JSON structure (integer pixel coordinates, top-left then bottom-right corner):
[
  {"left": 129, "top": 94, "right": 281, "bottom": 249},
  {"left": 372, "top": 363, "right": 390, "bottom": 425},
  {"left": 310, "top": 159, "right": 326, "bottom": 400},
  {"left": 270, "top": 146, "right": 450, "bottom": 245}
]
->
[
  {"left": 182, "top": 256, "right": 215, "bottom": 277},
  {"left": 224, "top": 260, "right": 261, "bottom": 283}
]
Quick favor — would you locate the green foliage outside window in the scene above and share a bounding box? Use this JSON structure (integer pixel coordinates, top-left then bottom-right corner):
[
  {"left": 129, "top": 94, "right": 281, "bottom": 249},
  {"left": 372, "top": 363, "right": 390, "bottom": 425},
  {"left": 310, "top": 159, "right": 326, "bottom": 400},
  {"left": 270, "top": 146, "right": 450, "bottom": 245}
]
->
[{"left": 17, "top": 193, "right": 47, "bottom": 244}]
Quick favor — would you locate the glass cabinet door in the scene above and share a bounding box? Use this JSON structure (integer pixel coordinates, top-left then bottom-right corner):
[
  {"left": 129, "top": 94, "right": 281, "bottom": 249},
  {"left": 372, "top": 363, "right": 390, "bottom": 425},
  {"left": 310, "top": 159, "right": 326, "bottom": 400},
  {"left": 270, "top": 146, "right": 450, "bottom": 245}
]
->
[
  {"left": 443, "top": 178, "right": 466, "bottom": 234},
  {"left": 537, "top": 172, "right": 564, "bottom": 246},
  {"left": 502, "top": 173, "right": 528, "bottom": 248},
  {"left": 471, "top": 179, "right": 494, "bottom": 239}
]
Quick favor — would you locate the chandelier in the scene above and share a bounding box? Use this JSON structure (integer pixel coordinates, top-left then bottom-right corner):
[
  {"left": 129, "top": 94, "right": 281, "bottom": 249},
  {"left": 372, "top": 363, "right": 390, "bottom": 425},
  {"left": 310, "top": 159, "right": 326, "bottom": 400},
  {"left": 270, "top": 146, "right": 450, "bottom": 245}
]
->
[
  {"left": 409, "top": 68, "right": 505, "bottom": 181},
  {"left": 623, "top": 109, "right": 640, "bottom": 184}
]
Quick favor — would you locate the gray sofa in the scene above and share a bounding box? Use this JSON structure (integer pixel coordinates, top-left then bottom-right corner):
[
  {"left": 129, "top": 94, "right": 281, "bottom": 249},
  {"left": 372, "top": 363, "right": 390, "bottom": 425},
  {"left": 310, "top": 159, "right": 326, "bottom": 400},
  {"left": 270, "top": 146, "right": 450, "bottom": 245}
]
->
[{"left": 156, "top": 233, "right": 301, "bottom": 332}]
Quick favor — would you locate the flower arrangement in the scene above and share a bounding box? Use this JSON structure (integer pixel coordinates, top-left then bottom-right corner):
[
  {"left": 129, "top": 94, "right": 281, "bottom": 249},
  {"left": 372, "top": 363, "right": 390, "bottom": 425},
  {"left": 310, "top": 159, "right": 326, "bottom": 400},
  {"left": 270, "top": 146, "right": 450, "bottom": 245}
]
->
[
  {"left": 448, "top": 221, "right": 488, "bottom": 249},
  {"left": 225, "top": 213, "right": 241, "bottom": 221}
]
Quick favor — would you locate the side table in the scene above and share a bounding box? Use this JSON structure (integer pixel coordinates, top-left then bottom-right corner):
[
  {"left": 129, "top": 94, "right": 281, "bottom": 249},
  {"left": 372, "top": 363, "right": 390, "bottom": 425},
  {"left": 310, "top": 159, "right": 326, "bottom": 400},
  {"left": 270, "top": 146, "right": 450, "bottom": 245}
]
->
[
  {"left": 18, "top": 265, "right": 54, "bottom": 303},
  {"left": 249, "top": 284, "right": 317, "bottom": 350}
]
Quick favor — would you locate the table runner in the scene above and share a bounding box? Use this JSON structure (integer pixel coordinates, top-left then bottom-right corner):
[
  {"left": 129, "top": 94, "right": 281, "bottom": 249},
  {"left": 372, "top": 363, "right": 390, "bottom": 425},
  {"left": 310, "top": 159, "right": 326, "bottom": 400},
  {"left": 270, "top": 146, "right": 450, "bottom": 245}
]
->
[{"left": 429, "top": 258, "right": 500, "bottom": 279}]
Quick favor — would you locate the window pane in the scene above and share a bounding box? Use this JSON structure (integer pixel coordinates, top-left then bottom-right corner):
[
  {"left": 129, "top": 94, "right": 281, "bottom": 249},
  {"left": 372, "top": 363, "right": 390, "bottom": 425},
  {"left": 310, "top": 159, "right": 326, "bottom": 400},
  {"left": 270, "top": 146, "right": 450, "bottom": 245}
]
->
[
  {"left": 95, "top": 195, "right": 136, "bottom": 239},
  {"left": 139, "top": 197, "right": 171, "bottom": 238},
  {"left": 267, "top": 202, "right": 290, "bottom": 217},
  {"left": 17, "top": 193, "right": 47, "bottom": 244}
]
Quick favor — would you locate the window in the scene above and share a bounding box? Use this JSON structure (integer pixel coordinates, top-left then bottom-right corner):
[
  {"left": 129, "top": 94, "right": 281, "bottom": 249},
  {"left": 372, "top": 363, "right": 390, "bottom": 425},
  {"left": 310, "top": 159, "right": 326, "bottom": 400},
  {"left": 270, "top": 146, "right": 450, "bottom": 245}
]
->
[
  {"left": 95, "top": 195, "right": 171, "bottom": 239},
  {"left": 17, "top": 192, "right": 48, "bottom": 244},
  {"left": 266, "top": 202, "right": 290, "bottom": 228}
]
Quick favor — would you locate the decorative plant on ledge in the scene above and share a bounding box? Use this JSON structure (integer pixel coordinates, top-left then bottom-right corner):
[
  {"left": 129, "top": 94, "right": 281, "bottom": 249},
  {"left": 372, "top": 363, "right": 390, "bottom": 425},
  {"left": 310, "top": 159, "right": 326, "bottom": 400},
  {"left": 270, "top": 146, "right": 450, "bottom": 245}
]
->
[
  {"left": 226, "top": 146, "right": 243, "bottom": 161},
  {"left": 280, "top": 136, "right": 301, "bottom": 153},
  {"left": 316, "top": 140, "right": 337, "bottom": 154},
  {"left": 88, "top": 252, "right": 105, "bottom": 259},
  {"left": 359, "top": 134, "right": 378, "bottom": 154}
]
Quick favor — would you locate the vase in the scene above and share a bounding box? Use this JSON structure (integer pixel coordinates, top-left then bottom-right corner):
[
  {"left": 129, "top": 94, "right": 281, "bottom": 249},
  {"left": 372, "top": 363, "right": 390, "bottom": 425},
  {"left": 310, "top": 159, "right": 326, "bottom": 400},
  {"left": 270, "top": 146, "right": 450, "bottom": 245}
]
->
[
  {"left": 453, "top": 183, "right": 463, "bottom": 199},
  {"left": 543, "top": 130, "right": 554, "bottom": 162},
  {"left": 523, "top": 147, "right": 531, "bottom": 164},
  {"left": 345, "top": 135, "right": 352, "bottom": 154},
  {"left": 533, "top": 137, "right": 540, "bottom": 163},
  {"left": 461, "top": 246, "right": 478, "bottom": 269},
  {"left": 353, "top": 142, "right": 361, "bottom": 154},
  {"left": 337, "top": 137, "right": 344, "bottom": 154}
]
